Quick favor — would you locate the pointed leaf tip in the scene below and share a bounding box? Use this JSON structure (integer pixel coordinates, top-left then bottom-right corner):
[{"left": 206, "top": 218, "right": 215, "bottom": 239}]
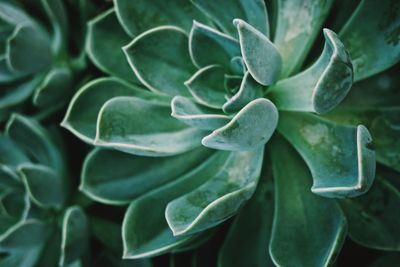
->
[
  {"left": 234, "top": 19, "right": 282, "bottom": 86},
  {"left": 202, "top": 98, "right": 278, "bottom": 151}
]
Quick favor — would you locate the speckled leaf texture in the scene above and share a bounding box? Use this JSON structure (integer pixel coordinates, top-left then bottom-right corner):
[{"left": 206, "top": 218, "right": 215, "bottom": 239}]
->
[{"left": 0, "top": 0, "right": 393, "bottom": 266}]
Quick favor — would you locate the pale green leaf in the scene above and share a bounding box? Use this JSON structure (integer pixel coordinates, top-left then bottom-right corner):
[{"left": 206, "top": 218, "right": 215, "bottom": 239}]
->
[
  {"left": 81, "top": 146, "right": 212, "bottom": 205},
  {"left": 189, "top": 21, "right": 240, "bottom": 71},
  {"left": 273, "top": 0, "right": 334, "bottom": 77},
  {"left": 185, "top": 65, "right": 227, "bottom": 109},
  {"left": 41, "top": 0, "right": 68, "bottom": 53},
  {"left": 171, "top": 96, "right": 230, "bottom": 131},
  {"left": 191, "top": 0, "right": 269, "bottom": 37},
  {"left": 202, "top": 99, "right": 278, "bottom": 151},
  {"left": 165, "top": 149, "right": 263, "bottom": 235},
  {"left": 123, "top": 26, "right": 194, "bottom": 97},
  {"left": 268, "top": 29, "right": 353, "bottom": 114},
  {"left": 114, "top": 0, "right": 209, "bottom": 37},
  {"left": 61, "top": 78, "right": 165, "bottom": 144},
  {"left": 95, "top": 96, "right": 206, "bottom": 156},
  {"left": 235, "top": 19, "right": 281, "bottom": 86},
  {"left": 123, "top": 152, "right": 229, "bottom": 258},
  {"left": 278, "top": 112, "right": 376, "bottom": 198},
  {"left": 222, "top": 71, "right": 263, "bottom": 114}
]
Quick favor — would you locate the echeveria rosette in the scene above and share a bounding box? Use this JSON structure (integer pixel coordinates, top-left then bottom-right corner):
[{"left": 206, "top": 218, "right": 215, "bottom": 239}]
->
[
  {"left": 0, "top": 0, "right": 91, "bottom": 121},
  {"left": 62, "top": 0, "right": 400, "bottom": 265}
]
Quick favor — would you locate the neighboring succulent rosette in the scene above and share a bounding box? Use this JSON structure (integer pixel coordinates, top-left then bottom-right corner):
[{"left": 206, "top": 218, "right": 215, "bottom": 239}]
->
[
  {"left": 0, "top": 114, "right": 152, "bottom": 267},
  {"left": 62, "top": 0, "right": 400, "bottom": 266},
  {"left": 0, "top": 0, "right": 92, "bottom": 121}
]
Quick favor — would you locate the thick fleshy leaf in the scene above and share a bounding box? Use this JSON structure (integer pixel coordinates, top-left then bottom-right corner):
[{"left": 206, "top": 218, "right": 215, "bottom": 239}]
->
[
  {"left": 273, "top": 0, "right": 334, "bottom": 77},
  {"left": 60, "top": 206, "right": 89, "bottom": 266},
  {"left": 62, "top": 78, "right": 165, "bottom": 143},
  {"left": 32, "top": 67, "right": 72, "bottom": 108},
  {"left": 91, "top": 217, "right": 123, "bottom": 254},
  {"left": 269, "top": 136, "right": 347, "bottom": 267},
  {"left": 95, "top": 96, "right": 206, "bottom": 156},
  {"left": 191, "top": 0, "right": 269, "bottom": 37},
  {"left": 218, "top": 166, "right": 274, "bottom": 267},
  {"left": 0, "top": 3, "right": 31, "bottom": 27},
  {"left": 0, "top": 76, "right": 42, "bottom": 114},
  {"left": 202, "top": 99, "right": 278, "bottom": 151},
  {"left": 123, "top": 26, "right": 194, "bottom": 97},
  {"left": 340, "top": 0, "right": 400, "bottom": 81},
  {"left": 6, "top": 24, "right": 52, "bottom": 75},
  {"left": 0, "top": 220, "right": 46, "bottom": 267},
  {"left": 18, "top": 163, "right": 66, "bottom": 209},
  {"left": 0, "top": 135, "right": 28, "bottom": 167},
  {"left": 223, "top": 72, "right": 263, "bottom": 114},
  {"left": 0, "top": 190, "right": 30, "bottom": 221},
  {"left": 0, "top": 57, "right": 24, "bottom": 83},
  {"left": 165, "top": 148, "right": 263, "bottom": 236},
  {"left": 171, "top": 96, "right": 229, "bottom": 131},
  {"left": 324, "top": 66, "right": 400, "bottom": 172},
  {"left": 81, "top": 146, "right": 212, "bottom": 205},
  {"left": 340, "top": 176, "right": 400, "bottom": 250},
  {"left": 0, "top": 220, "right": 46, "bottom": 250},
  {"left": 114, "top": 0, "right": 209, "bottom": 37},
  {"left": 86, "top": 9, "right": 139, "bottom": 84},
  {"left": 278, "top": 112, "right": 376, "bottom": 198},
  {"left": 41, "top": 0, "right": 68, "bottom": 52},
  {"left": 6, "top": 114, "right": 63, "bottom": 171},
  {"left": 185, "top": 65, "right": 226, "bottom": 109},
  {"left": 234, "top": 19, "right": 281, "bottom": 86},
  {"left": 268, "top": 29, "right": 353, "bottom": 114},
  {"left": 189, "top": 21, "right": 240, "bottom": 71},
  {"left": 123, "top": 152, "right": 229, "bottom": 258},
  {"left": 0, "top": 165, "right": 20, "bottom": 191}
]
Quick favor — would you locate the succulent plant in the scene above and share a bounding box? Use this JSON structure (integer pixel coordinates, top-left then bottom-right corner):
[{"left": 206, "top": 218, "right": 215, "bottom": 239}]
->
[
  {"left": 0, "top": 0, "right": 91, "bottom": 121},
  {"left": 62, "top": 0, "right": 400, "bottom": 266},
  {"left": 0, "top": 113, "right": 155, "bottom": 267}
]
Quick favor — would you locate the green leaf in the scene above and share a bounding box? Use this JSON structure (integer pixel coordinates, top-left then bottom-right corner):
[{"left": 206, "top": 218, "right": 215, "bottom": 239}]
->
[
  {"left": 62, "top": 78, "right": 166, "bottom": 144},
  {"left": 202, "top": 99, "right": 278, "bottom": 151},
  {"left": 278, "top": 112, "right": 376, "bottom": 198},
  {"left": 6, "top": 114, "right": 63, "bottom": 171},
  {"left": 189, "top": 21, "right": 240, "bottom": 71},
  {"left": 18, "top": 163, "right": 66, "bottom": 209},
  {"left": 191, "top": 0, "right": 269, "bottom": 37},
  {"left": 60, "top": 206, "right": 89, "bottom": 266},
  {"left": 91, "top": 217, "right": 123, "bottom": 254},
  {"left": 86, "top": 9, "right": 139, "bottom": 84},
  {"left": 32, "top": 67, "right": 72, "bottom": 108},
  {"left": 0, "top": 190, "right": 30, "bottom": 221},
  {"left": 273, "top": 0, "right": 334, "bottom": 77},
  {"left": 0, "top": 76, "right": 42, "bottom": 115},
  {"left": 123, "top": 26, "right": 194, "bottom": 97},
  {"left": 165, "top": 148, "right": 263, "bottom": 236},
  {"left": 269, "top": 136, "right": 347, "bottom": 267},
  {"left": 0, "top": 219, "right": 46, "bottom": 250},
  {"left": 96, "top": 96, "right": 206, "bottom": 156},
  {"left": 340, "top": 176, "right": 400, "bottom": 250},
  {"left": 218, "top": 166, "right": 274, "bottom": 267},
  {"left": 268, "top": 29, "right": 353, "bottom": 114},
  {"left": 234, "top": 19, "right": 281, "bottom": 86},
  {"left": 222, "top": 71, "right": 264, "bottom": 114},
  {"left": 6, "top": 24, "right": 52, "bottom": 75},
  {"left": 171, "top": 96, "right": 230, "bottom": 131},
  {"left": 340, "top": 0, "right": 400, "bottom": 81},
  {"left": 114, "top": 0, "right": 209, "bottom": 37},
  {"left": 41, "top": 0, "right": 68, "bottom": 53},
  {"left": 123, "top": 152, "right": 229, "bottom": 258},
  {"left": 0, "top": 135, "right": 29, "bottom": 167},
  {"left": 184, "top": 65, "right": 227, "bottom": 109},
  {"left": 81, "top": 146, "right": 212, "bottom": 204}
]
